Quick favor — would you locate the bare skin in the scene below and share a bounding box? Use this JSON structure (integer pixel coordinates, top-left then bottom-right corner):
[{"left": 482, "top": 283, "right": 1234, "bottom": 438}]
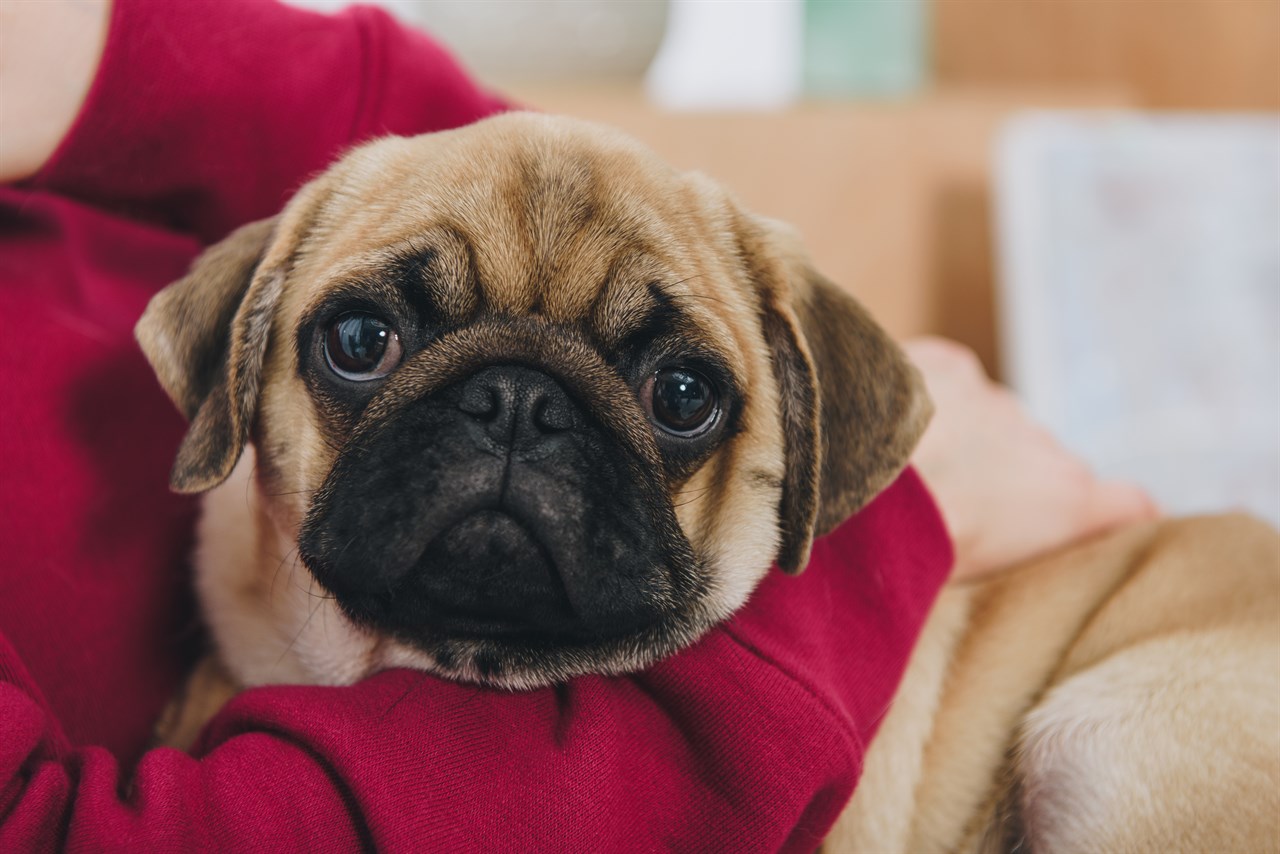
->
[
  {"left": 905, "top": 338, "right": 1157, "bottom": 579},
  {"left": 0, "top": 0, "right": 110, "bottom": 184},
  {"left": 0, "top": 0, "right": 1155, "bottom": 578}
]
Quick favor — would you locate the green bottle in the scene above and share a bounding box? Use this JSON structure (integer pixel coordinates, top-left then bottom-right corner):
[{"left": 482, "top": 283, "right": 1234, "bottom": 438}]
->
[{"left": 803, "top": 0, "right": 929, "bottom": 99}]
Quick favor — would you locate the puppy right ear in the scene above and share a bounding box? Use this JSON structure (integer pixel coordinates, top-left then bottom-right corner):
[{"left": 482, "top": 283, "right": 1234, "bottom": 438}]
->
[
  {"left": 135, "top": 217, "right": 280, "bottom": 494},
  {"left": 736, "top": 213, "right": 932, "bottom": 574}
]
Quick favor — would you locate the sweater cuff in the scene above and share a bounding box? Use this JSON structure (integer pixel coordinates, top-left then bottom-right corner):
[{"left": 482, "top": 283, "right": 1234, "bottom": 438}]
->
[{"left": 897, "top": 465, "right": 956, "bottom": 577}]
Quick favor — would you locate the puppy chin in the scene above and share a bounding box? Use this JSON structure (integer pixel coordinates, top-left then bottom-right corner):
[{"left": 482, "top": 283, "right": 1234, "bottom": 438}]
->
[
  {"left": 370, "top": 611, "right": 720, "bottom": 690},
  {"left": 374, "top": 640, "right": 553, "bottom": 691}
]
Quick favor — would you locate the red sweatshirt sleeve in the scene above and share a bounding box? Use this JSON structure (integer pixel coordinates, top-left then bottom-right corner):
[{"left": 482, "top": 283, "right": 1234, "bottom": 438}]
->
[
  {"left": 28, "top": 0, "right": 507, "bottom": 245},
  {"left": 0, "top": 471, "right": 951, "bottom": 853}
]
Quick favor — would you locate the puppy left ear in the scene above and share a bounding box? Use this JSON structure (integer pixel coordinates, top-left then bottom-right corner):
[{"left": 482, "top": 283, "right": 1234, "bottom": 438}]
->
[
  {"left": 135, "top": 216, "right": 282, "bottom": 494},
  {"left": 739, "top": 216, "right": 933, "bottom": 573}
]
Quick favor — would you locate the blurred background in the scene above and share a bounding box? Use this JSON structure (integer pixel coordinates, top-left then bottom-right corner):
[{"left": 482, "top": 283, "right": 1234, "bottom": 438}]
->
[{"left": 289, "top": 0, "right": 1279, "bottom": 526}]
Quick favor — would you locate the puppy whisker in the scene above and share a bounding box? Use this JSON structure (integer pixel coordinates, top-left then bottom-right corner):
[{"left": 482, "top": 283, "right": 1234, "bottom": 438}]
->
[
  {"left": 276, "top": 597, "right": 325, "bottom": 668},
  {"left": 664, "top": 273, "right": 706, "bottom": 288},
  {"left": 676, "top": 292, "right": 730, "bottom": 307},
  {"left": 268, "top": 546, "right": 301, "bottom": 602}
]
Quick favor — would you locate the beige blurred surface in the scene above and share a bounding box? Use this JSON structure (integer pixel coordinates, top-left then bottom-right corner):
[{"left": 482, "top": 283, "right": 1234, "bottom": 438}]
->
[
  {"left": 934, "top": 0, "right": 1280, "bottom": 110},
  {"left": 506, "top": 85, "right": 1129, "bottom": 376}
]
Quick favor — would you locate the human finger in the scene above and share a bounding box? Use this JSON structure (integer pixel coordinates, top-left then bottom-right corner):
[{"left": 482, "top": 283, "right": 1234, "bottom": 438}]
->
[{"left": 1079, "top": 479, "right": 1161, "bottom": 536}]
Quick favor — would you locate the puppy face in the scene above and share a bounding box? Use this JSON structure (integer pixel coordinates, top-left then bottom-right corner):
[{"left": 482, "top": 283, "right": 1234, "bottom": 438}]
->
[{"left": 137, "top": 113, "right": 930, "bottom": 688}]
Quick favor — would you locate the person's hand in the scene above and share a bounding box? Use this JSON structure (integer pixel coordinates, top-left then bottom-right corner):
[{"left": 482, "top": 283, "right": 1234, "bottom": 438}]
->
[{"left": 905, "top": 337, "right": 1158, "bottom": 581}]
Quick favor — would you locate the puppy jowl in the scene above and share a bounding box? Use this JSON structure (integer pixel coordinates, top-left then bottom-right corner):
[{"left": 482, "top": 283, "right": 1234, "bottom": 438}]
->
[{"left": 136, "top": 112, "right": 929, "bottom": 693}]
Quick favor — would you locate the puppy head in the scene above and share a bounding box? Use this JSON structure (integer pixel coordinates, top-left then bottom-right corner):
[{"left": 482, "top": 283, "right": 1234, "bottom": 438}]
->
[{"left": 137, "top": 113, "right": 930, "bottom": 687}]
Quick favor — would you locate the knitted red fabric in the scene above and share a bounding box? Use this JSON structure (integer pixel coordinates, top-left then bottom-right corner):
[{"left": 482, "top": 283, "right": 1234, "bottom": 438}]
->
[{"left": 0, "top": 1, "right": 952, "bottom": 850}]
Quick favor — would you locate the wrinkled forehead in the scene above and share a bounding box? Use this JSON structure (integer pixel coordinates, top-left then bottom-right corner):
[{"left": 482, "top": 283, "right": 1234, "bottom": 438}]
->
[{"left": 279, "top": 117, "right": 750, "bottom": 354}]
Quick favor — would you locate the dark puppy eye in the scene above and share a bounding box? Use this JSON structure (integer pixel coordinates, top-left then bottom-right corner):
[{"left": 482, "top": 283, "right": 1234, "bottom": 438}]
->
[
  {"left": 646, "top": 367, "right": 719, "bottom": 437},
  {"left": 324, "top": 312, "right": 403, "bottom": 381}
]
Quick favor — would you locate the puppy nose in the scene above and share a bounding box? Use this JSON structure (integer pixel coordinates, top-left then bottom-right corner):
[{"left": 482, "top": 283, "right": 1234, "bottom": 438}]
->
[{"left": 457, "top": 366, "right": 575, "bottom": 446}]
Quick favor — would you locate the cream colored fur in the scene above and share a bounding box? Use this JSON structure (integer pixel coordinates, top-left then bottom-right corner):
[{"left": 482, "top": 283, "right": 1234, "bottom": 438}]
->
[{"left": 827, "top": 514, "right": 1280, "bottom": 853}]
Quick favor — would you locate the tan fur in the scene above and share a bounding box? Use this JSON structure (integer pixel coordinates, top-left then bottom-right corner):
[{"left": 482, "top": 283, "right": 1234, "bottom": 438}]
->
[
  {"left": 140, "top": 114, "right": 1279, "bottom": 853},
  {"left": 827, "top": 514, "right": 1280, "bottom": 853}
]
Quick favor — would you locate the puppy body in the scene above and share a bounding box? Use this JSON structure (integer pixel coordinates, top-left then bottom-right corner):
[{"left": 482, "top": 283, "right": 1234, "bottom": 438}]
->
[
  {"left": 139, "top": 114, "right": 1280, "bottom": 850},
  {"left": 830, "top": 514, "right": 1280, "bottom": 852}
]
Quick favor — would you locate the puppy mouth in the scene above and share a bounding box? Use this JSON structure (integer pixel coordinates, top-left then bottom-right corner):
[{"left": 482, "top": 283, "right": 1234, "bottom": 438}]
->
[
  {"left": 304, "top": 451, "right": 687, "bottom": 648},
  {"left": 405, "top": 506, "right": 580, "bottom": 639}
]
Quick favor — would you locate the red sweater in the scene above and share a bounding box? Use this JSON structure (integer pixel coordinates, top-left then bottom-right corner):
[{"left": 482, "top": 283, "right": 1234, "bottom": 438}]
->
[{"left": 0, "top": 0, "right": 952, "bottom": 850}]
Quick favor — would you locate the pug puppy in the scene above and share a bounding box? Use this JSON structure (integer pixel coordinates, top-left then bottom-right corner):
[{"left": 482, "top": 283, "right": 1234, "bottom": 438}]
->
[
  {"left": 139, "top": 113, "right": 1279, "bottom": 851},
  {"left": 138, "top": 112, "right": 929, "bottom": 699}
]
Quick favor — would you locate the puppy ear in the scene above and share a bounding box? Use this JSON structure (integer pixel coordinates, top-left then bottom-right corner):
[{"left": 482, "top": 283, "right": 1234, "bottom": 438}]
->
[
  {"left": 135, "top": 217, "right": 281, "bottom": 494},
  {"left": 742, "top": 217, "right": 932, "bottom": 573}
]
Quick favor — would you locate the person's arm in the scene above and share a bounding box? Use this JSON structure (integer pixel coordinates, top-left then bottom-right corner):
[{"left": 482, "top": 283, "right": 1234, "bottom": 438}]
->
[
  {"left": 6, "top": 0, "right": 507, "bottom": 244},
  {"left": 0, "top": 470, "right": 952, "bottom": 853},
  {"left": 0, "top": 2, "right": 946, "bottom": 847},
  {"left": 0, "top": 0, "right": 109, "bottom": 185}
]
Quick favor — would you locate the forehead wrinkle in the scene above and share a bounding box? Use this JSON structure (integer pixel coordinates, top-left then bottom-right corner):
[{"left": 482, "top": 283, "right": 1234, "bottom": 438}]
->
[
  {"left": 459, "top": 179, "right": 542, "bottom": 316},
  {"left": 535, "top": 220, "right": 650, "bottom": 322},
  {"left": 516, "top": 143, "right": 599, "bottom": 266},
  {"left": 443, "top": 188, "right": 531, "bottom": 317},
  {"left": 512, "top": 140, "right": 695, "bottom": 321},
  {"left": 399, "top": 225, "right": 480, "bottom": 323},
  {"left": 605, "top": 280, "right": 746, "bottom": 377},
  {"left": 568, "top": 189, "right": 691, "bottom": 329},
  {"left": 594, "top": 275, "right": 661, "bottom": 351},
  {"left": 587, "top": 233, "right": 687, "bottom": 348},
  {"left": 366, "top": 142, "right": 528, "bottom": 318}
]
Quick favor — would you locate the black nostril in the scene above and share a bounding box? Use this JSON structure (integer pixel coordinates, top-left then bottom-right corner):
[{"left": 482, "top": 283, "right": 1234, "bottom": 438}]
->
[
  {"left": 458, "top": 383, "right": 500, "bottom": 421},
  {"left": 533, "top": 395, "right": 573, "bottom": 432},
  {"left": 456, "top": 366, "right": 577, "bottom": 446}
]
